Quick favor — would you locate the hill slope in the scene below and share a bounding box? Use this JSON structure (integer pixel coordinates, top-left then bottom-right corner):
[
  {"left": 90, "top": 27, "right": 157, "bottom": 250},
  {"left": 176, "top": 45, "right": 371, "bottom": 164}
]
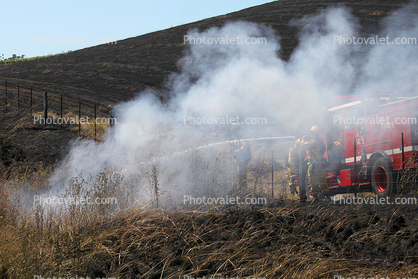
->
[{"left": 0, "top": 0, "right": 412, "bottom": 104}]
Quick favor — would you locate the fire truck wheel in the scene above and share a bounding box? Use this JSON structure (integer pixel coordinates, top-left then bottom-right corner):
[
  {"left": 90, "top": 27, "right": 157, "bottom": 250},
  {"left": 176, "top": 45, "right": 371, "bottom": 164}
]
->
[{"left": 371, "top": 158, "right": 394, "bottom": 198}]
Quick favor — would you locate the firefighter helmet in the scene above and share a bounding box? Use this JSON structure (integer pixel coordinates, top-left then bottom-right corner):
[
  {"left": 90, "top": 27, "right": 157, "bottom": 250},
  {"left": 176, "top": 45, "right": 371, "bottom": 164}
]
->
[
  {"left": 310, "top": 125, "right": 321, "bottom": 132},
  {"left": 230, "top": 122, "right": 241, "bottom": 130}
]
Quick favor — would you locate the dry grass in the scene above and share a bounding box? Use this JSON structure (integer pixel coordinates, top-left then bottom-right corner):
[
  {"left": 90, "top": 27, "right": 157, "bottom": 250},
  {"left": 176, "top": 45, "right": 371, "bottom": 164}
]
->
[{"left": 0, "top": 169, "right": 418, "bottom": 278}]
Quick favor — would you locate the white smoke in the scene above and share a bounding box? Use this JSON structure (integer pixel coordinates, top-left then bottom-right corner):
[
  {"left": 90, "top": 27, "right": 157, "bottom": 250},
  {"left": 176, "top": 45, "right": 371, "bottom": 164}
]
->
[
  {"left": 353, "top": 2, "right": 418, "bottom": 95},
  {"left": 47, "top": 3, "right": 418, "bottom": 207}
]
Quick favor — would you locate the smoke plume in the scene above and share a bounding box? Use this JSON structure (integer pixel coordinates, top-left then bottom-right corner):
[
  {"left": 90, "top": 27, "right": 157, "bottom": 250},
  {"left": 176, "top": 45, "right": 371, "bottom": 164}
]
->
[{"left": 47, "top": 3, "right": 418, "bottom": 207}]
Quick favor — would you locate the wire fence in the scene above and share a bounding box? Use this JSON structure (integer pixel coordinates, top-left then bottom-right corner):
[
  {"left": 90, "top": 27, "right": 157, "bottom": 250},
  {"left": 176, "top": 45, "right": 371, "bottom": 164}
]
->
[
  {"left": 0, "top": 78, "right": 114, "bottom": 140},
  {"left": 0, "top": 78, "right": 294, "bottom": 198}
]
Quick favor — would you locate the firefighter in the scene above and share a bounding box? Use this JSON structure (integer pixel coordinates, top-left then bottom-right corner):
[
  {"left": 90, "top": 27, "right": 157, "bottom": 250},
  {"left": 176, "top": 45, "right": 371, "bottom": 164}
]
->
[
  {"left": 287, "top": 138, "right": 301, "bottom": 195},
  {"left": 302, "top": 126, "right": 330, "bottom": 201},
  {"left": 230, "top": 123, "right": 252, "bottom": 190}
]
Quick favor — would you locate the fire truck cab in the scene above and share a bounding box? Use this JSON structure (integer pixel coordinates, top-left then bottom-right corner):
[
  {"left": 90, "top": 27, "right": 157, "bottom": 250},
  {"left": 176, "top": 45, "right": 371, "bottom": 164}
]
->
[{"left": 322, "top": 95, "right": 418, "bottom": 197}]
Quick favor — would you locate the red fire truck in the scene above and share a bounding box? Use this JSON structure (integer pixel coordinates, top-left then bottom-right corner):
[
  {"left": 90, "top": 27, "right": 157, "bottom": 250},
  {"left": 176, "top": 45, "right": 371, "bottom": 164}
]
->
[{"left": 315, "top": 95, "right": 418, "bottom": 198}]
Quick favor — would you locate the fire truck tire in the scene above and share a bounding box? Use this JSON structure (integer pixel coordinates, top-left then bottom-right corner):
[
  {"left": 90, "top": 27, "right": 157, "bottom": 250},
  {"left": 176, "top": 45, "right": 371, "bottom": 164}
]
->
[{"left": 371, "top": 158, "right": 394, "bottom": 198}]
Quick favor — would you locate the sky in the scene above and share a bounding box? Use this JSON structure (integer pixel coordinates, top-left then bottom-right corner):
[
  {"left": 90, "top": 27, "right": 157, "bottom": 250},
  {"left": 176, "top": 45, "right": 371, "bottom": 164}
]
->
[{"left": 1, "top": 0, "right": 274, "bottom": 59}]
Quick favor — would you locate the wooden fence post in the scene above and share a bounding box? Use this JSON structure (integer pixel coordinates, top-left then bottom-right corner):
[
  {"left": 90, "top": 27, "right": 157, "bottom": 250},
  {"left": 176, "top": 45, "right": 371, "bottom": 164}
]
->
[
  {"left": 78, "top": 100, "right": 81, "bottom": 134},
  {"left": 5, "top": 79, "right": 7, "bottom": 106},
  {"left": 109, "top": 109, "right": 115, "bottom": 140},
  {"left": 17, "top": 83, "right": 20, "bottom": 111},
  {"left": 43, "top": 91, "right": 48, "bottom": 123},
  {"left": 271, "top": 151, "right": 274, "bottom": 199},
  {"left": 30, "top": 86, "right": 33, "bottom": 115},
  {"left": 94, "top": 103, "right": 97, "bottom": 141},
  {"left": 60, "top": 94, "right": 63, "bottom": 130}
]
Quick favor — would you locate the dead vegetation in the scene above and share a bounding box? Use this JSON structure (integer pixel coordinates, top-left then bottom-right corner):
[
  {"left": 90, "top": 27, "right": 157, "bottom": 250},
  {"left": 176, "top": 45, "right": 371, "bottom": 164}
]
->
[{"left": 1, "top": 186, "right": 418, "bottom": 278}]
